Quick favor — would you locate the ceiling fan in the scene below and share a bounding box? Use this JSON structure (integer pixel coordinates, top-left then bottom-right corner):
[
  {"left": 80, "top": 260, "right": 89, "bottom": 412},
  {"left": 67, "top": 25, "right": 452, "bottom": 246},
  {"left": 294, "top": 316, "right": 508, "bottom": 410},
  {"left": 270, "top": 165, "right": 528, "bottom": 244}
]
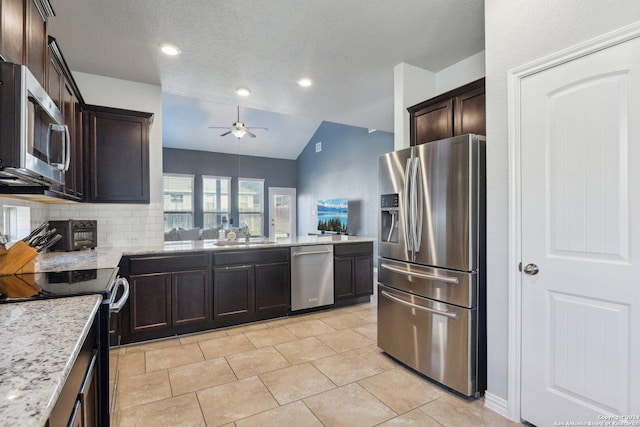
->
[{"left": 208, "top": 106, "right": 268, "bottom": 139}]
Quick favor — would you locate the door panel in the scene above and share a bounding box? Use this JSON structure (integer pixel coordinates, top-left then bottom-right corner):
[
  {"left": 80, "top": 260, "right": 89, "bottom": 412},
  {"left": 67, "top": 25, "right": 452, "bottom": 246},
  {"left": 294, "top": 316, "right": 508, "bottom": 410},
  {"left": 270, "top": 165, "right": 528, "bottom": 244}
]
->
[
  {"left": 378, "top": 147, "right": 412, "bottom": 262},
  {"left": 413, "top": 135, "right": 479, "bottom": 271},
  {"left": 213, "top": 265, "right": 254, "bottom": 319},
  {"left": 172, "top": 269, "right": 210, "bottom": 326},
  {"left": 268, "top": 187, "right": 296, "bottom": 239},
  {"left": 520, "top": 35, "right": 640, "bottom": 424}
]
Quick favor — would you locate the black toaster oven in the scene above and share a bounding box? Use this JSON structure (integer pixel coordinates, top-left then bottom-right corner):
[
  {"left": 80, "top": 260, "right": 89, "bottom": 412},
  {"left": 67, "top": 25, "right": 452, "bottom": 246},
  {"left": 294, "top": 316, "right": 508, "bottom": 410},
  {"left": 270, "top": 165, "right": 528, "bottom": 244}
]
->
[{"left": 49, "top": 220, "right": 98, "bottom": 251}]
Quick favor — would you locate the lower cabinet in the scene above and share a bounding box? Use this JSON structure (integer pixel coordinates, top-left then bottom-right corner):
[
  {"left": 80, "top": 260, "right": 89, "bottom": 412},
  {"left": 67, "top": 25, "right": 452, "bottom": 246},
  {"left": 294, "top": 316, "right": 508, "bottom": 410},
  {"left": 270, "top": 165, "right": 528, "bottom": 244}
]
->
[
  {"left": 48, "top": 312, "right": 100, "bottom": 427},
  {"left": 129, "top": 269, "right": 210, "bottom": 334},
  {"left": 213, "top": 249, "right": 290, "bottom": 323},
  {"left": 121, "top": 253, "right": 211, "bottom": 342},
  {"left": 334, "top": 242, "right": 374, "bottom": 302}
]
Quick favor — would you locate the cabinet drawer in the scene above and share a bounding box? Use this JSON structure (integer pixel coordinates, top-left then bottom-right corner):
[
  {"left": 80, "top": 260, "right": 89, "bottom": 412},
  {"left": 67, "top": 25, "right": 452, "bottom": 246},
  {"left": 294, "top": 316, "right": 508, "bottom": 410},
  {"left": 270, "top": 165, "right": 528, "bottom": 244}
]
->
[
  {"left": 129, "top": 254, "right": 209, "bottom": 274},
  {"left": 213, "top": 248, "right": 289, "bottom": 266},
  {"left": 334, "top": 242, "right": 373, "bottom": 256}
]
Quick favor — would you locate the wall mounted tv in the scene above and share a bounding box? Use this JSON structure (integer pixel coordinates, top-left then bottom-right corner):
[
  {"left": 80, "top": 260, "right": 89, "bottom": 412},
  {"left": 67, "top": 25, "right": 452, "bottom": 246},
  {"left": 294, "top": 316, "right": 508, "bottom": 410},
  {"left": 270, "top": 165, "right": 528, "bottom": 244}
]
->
[{"left": 317, "top": 198, "right": 348, "bottom": 234}]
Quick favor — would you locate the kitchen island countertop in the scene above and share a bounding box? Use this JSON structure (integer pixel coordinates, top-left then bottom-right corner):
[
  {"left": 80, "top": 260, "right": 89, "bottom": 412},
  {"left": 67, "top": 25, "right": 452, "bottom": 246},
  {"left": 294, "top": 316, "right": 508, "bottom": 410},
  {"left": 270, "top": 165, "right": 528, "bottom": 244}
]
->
[
  {"left": 23, "top": 235, "right": 374, "bottom": 272},
  {"left": 0, "top": 295, "right": 102, "bottom": 427}
]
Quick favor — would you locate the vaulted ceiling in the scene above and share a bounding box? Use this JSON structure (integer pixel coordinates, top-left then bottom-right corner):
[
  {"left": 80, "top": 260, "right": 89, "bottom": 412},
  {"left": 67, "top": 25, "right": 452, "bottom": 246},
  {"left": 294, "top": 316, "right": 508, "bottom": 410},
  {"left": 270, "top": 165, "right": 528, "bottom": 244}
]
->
[{"left": 47, "top": 0, "right": 485, "bottom": 158}]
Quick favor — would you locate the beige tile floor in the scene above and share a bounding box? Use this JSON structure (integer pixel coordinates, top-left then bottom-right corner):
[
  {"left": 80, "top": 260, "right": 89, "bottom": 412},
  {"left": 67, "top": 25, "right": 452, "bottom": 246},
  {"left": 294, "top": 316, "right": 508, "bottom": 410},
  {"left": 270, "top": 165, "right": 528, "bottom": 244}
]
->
[{"left": 110, "top": 301, "right": 522, "bottom": 427}]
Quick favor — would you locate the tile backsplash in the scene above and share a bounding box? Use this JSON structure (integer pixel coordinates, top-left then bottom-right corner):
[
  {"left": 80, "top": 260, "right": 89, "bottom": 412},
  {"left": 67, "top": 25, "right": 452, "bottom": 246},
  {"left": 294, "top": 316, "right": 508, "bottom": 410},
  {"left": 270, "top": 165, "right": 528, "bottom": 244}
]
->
[{"left": 0, "top": 197, "right": 164, "bottom": 248}]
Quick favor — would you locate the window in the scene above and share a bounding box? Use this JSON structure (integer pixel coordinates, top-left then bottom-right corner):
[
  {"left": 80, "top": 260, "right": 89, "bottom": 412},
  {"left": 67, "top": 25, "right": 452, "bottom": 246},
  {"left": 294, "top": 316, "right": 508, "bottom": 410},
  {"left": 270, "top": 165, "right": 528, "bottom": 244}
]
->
[
  {"left": 203, "top": 176, "right": 231, "bottom": 229},
  {"left": 2, "top": 205, "right": 30, "bottom": 242},
  {"left": 163, "top": 174, "right": 194, "bottom": 231},
  {"left": 238, "top": 178, "right": 264, "bottom": 236}
]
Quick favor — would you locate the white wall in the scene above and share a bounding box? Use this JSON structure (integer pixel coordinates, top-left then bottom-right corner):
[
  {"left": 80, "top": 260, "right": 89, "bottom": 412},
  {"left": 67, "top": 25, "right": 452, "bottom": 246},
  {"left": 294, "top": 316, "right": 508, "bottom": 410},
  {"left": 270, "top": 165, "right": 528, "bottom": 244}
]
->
[
  {"left": 393, "top": 52, "right": 486, "bottom": 151},
  {"left": 485, "top": 0, "right": 640, "bottom": 405},
  {"left": 48, "top": 72, "right": 165, "bottom": 248},
  {"left": 393, "top": 63, "right": 435, "bottom": 150}
]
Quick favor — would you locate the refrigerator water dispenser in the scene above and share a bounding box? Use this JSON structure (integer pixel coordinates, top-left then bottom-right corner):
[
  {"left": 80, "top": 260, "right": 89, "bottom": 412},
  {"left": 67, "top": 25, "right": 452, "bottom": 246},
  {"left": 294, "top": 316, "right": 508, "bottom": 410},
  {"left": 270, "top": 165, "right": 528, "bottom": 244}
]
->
[{"left": 380, "top": 193, "right": 399, "bottom": 243}]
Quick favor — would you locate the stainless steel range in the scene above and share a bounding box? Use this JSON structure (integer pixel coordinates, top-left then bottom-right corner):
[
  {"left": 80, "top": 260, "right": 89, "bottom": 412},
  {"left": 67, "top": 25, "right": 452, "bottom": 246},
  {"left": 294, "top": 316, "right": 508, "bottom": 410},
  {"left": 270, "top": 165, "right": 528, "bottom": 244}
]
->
[{"left": 377, "top": 134, "right": 486, "bottom": 397}]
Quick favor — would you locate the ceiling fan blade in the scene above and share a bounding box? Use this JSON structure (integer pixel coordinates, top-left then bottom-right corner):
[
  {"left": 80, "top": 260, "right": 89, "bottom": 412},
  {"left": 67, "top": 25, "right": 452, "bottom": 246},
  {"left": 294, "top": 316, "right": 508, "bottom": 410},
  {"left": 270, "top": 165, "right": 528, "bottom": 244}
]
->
[
  {"left": 245, "top": 129, "right": 257, "bottom": 138},
  {"left": 209, "top": 126, "right": 231, "bottom": 129},
  {"left": 219, "top": 131, "right": 232, "bottom": 137},
  {"left": 246, "top": 127, "right": 268, "bottom": 131}
]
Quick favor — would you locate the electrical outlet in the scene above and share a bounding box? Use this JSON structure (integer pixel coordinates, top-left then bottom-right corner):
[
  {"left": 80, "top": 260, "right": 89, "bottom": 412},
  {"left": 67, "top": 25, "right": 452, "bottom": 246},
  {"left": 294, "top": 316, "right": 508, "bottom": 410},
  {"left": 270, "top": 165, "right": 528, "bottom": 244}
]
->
[{"left": 315, "top": 141, "right": 322, "bottom": 153}]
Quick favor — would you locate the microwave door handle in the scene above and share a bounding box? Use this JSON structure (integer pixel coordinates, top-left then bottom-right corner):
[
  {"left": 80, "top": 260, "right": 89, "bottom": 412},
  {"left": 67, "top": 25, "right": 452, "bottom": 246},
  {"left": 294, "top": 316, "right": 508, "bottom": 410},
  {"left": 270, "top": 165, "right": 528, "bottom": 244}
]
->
[
  {"left": 47, "top": 124, "right": 68, "bottom": 170},
  {"left": 63, "top": 125, "right": 71, "bottom": 171}
]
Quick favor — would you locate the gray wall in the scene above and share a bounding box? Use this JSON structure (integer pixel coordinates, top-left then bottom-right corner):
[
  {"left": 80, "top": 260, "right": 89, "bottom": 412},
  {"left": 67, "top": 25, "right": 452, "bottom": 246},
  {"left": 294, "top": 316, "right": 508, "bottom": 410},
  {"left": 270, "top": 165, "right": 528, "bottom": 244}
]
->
[
  {"left": 484, "top": 0, "right": 640, "bottom": 403},
  {"left": 296, "top": 121, "right": 394, "bottom": 252},
  {"left": 163, "top": 148, "right": 297, "bottom": 234}
]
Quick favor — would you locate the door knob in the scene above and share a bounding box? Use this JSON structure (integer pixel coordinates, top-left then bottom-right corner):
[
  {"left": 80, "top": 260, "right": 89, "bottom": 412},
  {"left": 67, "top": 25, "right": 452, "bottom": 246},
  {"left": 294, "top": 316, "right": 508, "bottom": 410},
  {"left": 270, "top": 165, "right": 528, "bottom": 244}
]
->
[{"left": 522, "top": 263, "right": 539, "bottom": 275}]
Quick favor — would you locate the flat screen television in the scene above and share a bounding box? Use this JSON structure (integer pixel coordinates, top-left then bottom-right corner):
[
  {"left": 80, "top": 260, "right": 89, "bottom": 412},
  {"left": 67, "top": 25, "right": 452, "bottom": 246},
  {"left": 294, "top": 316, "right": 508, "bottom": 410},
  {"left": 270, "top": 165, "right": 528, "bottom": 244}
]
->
[{"left": 317, "top": 198, "right": 348, "bottom": 234}]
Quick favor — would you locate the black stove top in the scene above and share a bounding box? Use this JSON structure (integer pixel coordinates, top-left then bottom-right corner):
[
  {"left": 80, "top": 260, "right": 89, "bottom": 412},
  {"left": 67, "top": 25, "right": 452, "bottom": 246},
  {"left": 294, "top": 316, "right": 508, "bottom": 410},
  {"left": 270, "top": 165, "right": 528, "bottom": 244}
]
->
[{"left": 0, "top": 268, "right": 118, "bottom": 302}]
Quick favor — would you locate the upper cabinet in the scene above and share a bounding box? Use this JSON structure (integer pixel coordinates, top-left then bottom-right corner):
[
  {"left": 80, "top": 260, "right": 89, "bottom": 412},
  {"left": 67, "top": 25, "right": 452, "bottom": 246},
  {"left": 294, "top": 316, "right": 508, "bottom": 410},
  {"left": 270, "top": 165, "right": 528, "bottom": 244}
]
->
[
  {"left": 25, "top": 0, "right": 53, "bottom": 87},
  {"left": 408, "top": 78, "right": 485, "bottom": 146},
  {"left": 47, "top": 36, "right": 84, "bottom": 201},
  {"left": 84, "top": 105, "right": 153, "bottom": 203},
  {"left": 1, "top": 0, "right": 54, "bottom": 87},
  {"left": 0, "top": 0, "right": 25, "bottom": 64}
]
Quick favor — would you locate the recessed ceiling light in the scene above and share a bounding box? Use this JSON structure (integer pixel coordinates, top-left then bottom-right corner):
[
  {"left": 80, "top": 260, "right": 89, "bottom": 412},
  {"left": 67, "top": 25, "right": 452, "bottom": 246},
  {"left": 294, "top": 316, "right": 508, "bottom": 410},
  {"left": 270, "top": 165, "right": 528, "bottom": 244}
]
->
[
  {"left": 297, "top": 78, "right": 313, "bottom": 87},
  {"left": 159, "top": 43, "right": 181, "bottom": 56},
  {"left": 235, "top": 87, "right": 251, "bottom": 97}
]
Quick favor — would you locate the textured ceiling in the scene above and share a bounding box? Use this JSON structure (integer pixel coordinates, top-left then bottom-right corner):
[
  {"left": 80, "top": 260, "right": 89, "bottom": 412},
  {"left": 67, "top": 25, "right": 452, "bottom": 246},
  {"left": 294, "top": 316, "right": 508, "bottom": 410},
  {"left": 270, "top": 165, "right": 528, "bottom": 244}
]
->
[{"left": 47, "top": 0, "right": 485, "bottom": 158}]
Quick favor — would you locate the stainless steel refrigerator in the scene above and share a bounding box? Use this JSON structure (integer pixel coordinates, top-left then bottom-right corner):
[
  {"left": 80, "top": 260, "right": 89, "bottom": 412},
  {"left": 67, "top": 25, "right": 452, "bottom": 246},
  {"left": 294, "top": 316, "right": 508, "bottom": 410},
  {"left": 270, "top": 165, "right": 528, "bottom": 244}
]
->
[{"left": 377, "top": 133, "right": 486, "bottom": 397}]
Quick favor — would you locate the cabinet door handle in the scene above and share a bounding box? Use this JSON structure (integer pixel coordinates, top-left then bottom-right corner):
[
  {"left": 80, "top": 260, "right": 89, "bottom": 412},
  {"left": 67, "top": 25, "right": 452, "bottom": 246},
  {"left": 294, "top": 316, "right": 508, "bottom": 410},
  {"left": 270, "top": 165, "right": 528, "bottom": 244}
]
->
[{"left": 223, "top": 264, "right": 253, "bottom": 270}]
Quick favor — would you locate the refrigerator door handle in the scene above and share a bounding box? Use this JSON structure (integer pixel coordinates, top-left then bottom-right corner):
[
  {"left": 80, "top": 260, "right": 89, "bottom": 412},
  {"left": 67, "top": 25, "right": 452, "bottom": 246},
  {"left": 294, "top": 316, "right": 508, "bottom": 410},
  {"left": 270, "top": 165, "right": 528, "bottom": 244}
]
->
[
  {"left": 380, "top": 263, "right": 460, "bottom": 284},
  {"left": 413, "top": 156, "right": 424, "bottom": 252},
  {"left": 380, "top": 290, "right": 459, "bottom": 319},
  {"left": 403, "top": 157, "right": 413, "bottom": 253}
]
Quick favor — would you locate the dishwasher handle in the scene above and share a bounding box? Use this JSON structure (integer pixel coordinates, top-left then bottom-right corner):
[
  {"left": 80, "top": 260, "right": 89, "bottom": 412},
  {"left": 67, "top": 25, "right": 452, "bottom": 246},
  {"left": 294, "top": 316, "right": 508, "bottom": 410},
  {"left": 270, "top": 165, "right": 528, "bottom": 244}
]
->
[{"left": 292, "top": 249, "right": 332, "bottom": 256}]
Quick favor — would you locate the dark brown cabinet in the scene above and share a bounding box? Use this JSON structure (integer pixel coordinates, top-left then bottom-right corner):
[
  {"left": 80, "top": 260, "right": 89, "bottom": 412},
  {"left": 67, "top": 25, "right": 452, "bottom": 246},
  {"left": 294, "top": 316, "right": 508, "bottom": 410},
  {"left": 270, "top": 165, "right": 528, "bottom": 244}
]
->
[
  {"left": 84, "top": 105, "right": 152, "bottom": 203},
  {"left": 213, "top": 248, "right": 290, "bottom": 323},
  {"left": 334, "top": 242, "right": 374, "bottom": 302},
  {"left": 25, "top": 0, "right": 51, "bottom": 87},
  {"left": 46, "top": 36, "right": 85, "bottom": 200},
  {"left": 213, "top": 264, "right": 255, "bottom": 320},
  {"left": 0, "top": 0, "right": 53, "bottom": 87},
  {"left": 129, "top": 273, "right": 172, "bottom": 333},
  {"left": 409, "top": 78, "right": 485, "bottom": 146},
  {"left": 126, "top": 254, "right": 210, "bottom": 338},
  {"left": 0, "top": 0, "right": 25, "bottom": 64},
  {"left": 48, "top": 313, "right": 100, "bottom": 427}
]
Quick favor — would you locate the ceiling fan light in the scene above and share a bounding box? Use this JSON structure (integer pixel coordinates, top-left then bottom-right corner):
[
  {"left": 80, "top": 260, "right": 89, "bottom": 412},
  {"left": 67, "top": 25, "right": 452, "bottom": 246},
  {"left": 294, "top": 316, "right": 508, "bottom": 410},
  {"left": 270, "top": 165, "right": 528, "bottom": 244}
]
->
[
  {"left": 235, "top": 87, "right": 251, "bottom": 97},
  {"left": 159, "top": 43, "right": 181, "bottom": 56},
  {"left": 232, "top": 127, "right": 246, "bottom": 138},
  {"left": 297, "top": 78, "right": 313, "bottom": 87}
]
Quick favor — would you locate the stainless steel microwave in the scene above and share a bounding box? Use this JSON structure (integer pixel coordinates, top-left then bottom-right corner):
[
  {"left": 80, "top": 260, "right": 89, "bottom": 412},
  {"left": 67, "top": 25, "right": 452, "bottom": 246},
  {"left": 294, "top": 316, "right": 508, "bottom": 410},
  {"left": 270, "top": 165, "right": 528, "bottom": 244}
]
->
[{"left": 0, "top": 62, "right": 71, "bottom": 186}]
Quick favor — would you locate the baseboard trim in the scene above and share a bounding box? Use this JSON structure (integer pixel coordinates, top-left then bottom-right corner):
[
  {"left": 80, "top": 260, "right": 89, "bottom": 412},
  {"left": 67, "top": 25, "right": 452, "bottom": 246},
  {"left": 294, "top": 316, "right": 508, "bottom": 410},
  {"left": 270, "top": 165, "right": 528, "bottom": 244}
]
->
[{"left": 484, "top": 392, "right": 512, "bottom": 420}]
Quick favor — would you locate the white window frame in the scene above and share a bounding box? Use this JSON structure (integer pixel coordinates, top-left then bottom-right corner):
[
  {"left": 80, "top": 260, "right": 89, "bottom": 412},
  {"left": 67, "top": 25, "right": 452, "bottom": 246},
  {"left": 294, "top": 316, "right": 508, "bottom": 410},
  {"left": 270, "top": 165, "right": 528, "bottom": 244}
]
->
[
  {"left": 202, "top": 175, "right": 231, "bottom": 229},
  {"left": 238, "top": 177, "right": 265, "bottom": 236},
  {"left": 163, "top": 173, "right": 195, "bottom": 231}
]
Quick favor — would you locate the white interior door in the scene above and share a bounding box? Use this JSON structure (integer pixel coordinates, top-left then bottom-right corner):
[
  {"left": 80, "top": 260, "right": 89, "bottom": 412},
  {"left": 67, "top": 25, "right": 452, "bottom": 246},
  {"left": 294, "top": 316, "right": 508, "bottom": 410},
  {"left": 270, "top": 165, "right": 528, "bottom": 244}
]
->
[
  {"left": 520, "top": 36, "right": 640, "bottom": 425},
  {"left": 268, "top": 187, "right": 296, "bottom": 239}
]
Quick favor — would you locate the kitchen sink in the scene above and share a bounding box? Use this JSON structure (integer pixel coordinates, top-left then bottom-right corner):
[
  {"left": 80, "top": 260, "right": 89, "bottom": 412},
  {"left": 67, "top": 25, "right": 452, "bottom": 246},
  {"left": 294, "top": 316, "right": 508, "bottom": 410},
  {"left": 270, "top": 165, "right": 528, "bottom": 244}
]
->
[{"left": 214, "top": 239, "right": 276, "bottom": 246}]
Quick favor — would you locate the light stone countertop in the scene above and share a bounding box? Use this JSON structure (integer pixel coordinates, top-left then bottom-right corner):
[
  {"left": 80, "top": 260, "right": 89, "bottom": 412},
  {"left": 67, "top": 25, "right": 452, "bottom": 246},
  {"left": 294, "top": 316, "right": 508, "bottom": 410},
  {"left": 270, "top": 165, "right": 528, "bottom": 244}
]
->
[
  {"left": 20, "top": 235, "right": 375, "bottom": 272},
  {"left": 0, "top": 295, "right": 102, "bottom": 427}
]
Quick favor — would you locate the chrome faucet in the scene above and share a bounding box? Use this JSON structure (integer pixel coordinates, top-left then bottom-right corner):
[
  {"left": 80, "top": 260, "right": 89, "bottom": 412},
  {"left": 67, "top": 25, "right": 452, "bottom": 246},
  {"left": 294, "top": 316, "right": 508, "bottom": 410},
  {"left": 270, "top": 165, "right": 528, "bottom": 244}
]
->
[{"left": 238, "top": 223, "right": 251, "bottom": 242}]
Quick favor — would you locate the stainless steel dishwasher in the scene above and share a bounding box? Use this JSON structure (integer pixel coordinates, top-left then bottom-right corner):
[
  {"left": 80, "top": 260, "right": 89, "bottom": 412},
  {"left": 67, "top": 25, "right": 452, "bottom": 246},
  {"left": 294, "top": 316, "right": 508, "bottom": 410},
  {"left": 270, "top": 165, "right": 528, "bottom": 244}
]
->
[{"left": 290, "top": 245, "right": 334, "bottom": 311}]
